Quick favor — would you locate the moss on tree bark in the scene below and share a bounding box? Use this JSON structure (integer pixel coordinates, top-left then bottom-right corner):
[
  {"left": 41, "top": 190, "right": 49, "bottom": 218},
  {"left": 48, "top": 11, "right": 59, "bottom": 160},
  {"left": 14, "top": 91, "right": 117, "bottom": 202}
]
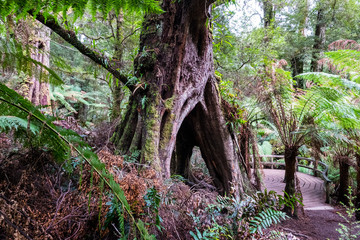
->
[{"left": 112, "top": 0, "right": 250, "bottom": 196}]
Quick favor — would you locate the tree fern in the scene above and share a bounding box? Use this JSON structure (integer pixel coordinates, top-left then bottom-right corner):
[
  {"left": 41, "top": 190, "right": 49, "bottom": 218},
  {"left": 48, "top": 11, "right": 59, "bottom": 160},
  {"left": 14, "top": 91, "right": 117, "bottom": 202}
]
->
[
  {"left": 0, "top": 82, "right": 154, "bottom": 239},
  {"left": 296, "top": 72, "right": 360, "bottom": 92}
]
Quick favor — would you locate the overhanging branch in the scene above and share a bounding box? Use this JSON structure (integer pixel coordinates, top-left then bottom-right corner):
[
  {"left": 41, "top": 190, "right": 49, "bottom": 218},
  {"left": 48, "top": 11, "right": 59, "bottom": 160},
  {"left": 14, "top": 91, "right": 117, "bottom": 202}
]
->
[{"left": 28, "top": 10, "right": 134, "bottom": 91}]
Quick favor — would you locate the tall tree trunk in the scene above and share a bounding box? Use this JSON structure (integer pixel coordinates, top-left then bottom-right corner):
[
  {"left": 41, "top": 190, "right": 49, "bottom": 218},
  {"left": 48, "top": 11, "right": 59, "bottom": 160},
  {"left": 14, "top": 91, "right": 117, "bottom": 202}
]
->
[
  {"left": 239, "top": 124, "right": 251, "bottom": 179},
  {"left": 291, "top": 0, "right": 308, "bottom": 84},
  {"left": 14, "top": 18, "right": 51, "bottom": 107},
  {"left": 110, "top": 12, "right": 126, "bottom": 121},
  {"left": 112, "top": 0, "right": 250, "bottom": 196},
  {"left": 291, "top": 55, "right": 305, "bottom": 87},
  {"left": 338, "top": 156, "right": 350, "bottom": 205},
  {"left": 310, "top": 6, "right": 326, "bottom": 72},
  {"left": 284, "top": 145, "right": 299, "bottom": 217},
  {"left": 311, "top": 139, "right": 322, "bottom": 177},
  {"left": 356, "top": 154, "right": 360, "bottom": 220},
  {"left": 262, "top": 0, "right": 275, "bottom": 43},
  {"left": 298, "top": 0, "right": 308, "bottom": 37},
  {"left": 263, "top": 0, "right": 275, "bottom": 28}
]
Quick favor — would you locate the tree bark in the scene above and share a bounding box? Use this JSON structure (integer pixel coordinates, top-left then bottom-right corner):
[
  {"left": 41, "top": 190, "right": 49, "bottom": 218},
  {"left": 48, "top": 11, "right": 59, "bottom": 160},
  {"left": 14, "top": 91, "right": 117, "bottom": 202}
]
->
[
  {"left": 291, "top": 0, "right": 307, "bottom": 82},
  {"left": 356, "top": 154, "right": 360, "bottom": 220},
  {"left": 239, "top": 124, "right": 251, "bottom": 179},
  {"left": 310, "top": 6, "right": 326, "bottom": 72},
  {"left": 284, "top": 146, "right": 299, "bottom": 217},
  {"left": 291, "top": 55, "right": 305, "bottom": 87},
  {"left": 13, "top": 18, "right": 51, "bottom": 107},
  {"left": 262, "top": 0, "right": 275, "bottom": 43},
  {"left": 263, "top": 0, "right": 275, "bottom": 28},
  {"left": 112, "top": 0, "right": 249, "bottom": 196},
  {"left": 338, "top": 156, "right": 350, "bottom": 205},
  {"left": 110, "top": 11, "right": 126, "bottom": 121}
]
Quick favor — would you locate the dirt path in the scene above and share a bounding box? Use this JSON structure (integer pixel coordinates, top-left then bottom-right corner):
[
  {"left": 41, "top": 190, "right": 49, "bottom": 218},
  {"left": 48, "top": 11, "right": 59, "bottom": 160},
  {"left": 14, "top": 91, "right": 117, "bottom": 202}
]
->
[{"left": 263, "top": 169, "right": 347, "bottom": 239}]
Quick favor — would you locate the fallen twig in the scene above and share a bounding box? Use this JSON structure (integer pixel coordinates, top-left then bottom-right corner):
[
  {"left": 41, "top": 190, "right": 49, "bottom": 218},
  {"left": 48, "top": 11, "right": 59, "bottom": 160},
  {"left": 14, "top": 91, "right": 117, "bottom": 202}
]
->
[{"left": 0, "top": 209, "right": 33, "bottom": 240}]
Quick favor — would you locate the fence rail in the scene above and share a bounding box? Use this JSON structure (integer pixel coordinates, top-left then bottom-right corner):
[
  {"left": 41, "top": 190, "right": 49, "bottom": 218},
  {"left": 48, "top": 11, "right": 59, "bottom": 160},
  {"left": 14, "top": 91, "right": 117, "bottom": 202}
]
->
[{"left": 250, "top": 155, "right": 331, "bottom": 203}]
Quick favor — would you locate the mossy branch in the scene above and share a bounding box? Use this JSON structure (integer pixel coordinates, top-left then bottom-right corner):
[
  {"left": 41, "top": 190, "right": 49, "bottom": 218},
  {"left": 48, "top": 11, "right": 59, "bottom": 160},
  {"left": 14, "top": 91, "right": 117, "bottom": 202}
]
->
[{"left": 27, "top": 10, "right": 135, "bottom": 92}]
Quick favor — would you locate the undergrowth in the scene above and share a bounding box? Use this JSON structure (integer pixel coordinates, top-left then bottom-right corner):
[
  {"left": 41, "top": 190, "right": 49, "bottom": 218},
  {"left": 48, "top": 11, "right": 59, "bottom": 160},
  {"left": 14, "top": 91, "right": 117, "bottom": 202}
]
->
[
  {"left": 0, "top": 83, "right": 295, "bottom": 239},
  {"left": 0, "top": 83, "right": 154, "bottom": 239},
  {"left": 336, "top": 187, "right": 360, "bottom": 240}
]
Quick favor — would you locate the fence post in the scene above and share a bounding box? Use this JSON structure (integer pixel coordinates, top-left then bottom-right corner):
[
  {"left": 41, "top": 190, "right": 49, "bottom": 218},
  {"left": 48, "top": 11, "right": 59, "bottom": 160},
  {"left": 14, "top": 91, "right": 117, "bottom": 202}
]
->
[{"left": 271, "top": 157, "right": 273, "bottom": 169}]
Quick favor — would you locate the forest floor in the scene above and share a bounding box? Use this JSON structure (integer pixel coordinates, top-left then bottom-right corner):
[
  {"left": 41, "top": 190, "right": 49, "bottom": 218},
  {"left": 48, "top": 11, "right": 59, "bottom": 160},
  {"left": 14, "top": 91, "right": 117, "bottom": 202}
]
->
[
  {"left": 262, "top": 169, "right": 350, "bottom": 239},
  {"left": 0, "top": 132, "right": 355, "bottom": 240},
  {"left": 276, "top": 208, "right": 347, "bottom": 240}
]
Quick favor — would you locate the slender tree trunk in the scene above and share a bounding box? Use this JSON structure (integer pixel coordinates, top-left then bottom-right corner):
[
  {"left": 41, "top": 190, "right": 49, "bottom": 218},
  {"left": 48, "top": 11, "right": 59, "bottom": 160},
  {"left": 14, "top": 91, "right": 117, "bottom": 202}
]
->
[
  {"left": 284, "top": 146, "right": 299, "bottom": 217},
  {"left": 298, "top": 0, "right": 308, "bottom": 37},
  {"left": 262, "top": 0, "right": 275, "bottom": 43},
  {"left": 14, "top": 18, "right": 51, "bottom": 107},
  {"left": 338, "top": 156, "right": 350, "bottom": 205},
  {"left": 291, "top": 0, "right": 308, "bottom": 84},
  {"left": 239, "top": 124, "right": 251, "bottom": 179},
  {"left": 291, "top": 55, "right": 305, "bottom": 88},
  {"left": 263, "top": 0, "right": 275, "bottom": 28},
  {"left": 311, "top": 141, "right": 322, "bottom": 177},
  {"left": 110, "top": 12, "right": 126, "bottom": 121},
  {"left": 313, "top": 149, "right": 320, "bottom": 177},
  {"left": 356, "top": 154, "right": 360, "bottom": 220},
  {"left": 8, "top": 17, "right": 50, "bottom": 106},
  {"left": 112, "top": 0, "right": 250, "bottom": 196},
  {"left": 310, "top": 6, "right": 326, "bottom": 72},
  {"left": 250, "top": 132, "right": 262, "bottom": 191}
]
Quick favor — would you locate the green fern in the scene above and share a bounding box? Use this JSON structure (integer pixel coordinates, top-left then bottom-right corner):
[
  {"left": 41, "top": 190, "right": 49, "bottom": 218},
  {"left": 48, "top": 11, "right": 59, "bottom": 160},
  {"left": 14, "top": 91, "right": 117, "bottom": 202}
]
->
[
  {"left": 0, "top": 0, "right": 163, "bottom": 22},
  {"left": 296, "top": 72, "right": 360, "bottom": 92},
  {"left": 0, "top": 116, "right": 39, "bottom": 134},
  {"left": 249, "top": 208, "right": 288, "bottom": 235},
  {"left": 50, "top": 85, "right": 106, "bottom": 115}
]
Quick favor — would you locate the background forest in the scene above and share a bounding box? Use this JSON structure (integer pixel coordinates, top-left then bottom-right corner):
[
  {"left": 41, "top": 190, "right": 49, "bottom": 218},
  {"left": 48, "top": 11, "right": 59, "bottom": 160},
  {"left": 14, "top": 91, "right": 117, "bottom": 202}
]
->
[{"left": 1, "top": 0, "right": 360, "bottom": 239}]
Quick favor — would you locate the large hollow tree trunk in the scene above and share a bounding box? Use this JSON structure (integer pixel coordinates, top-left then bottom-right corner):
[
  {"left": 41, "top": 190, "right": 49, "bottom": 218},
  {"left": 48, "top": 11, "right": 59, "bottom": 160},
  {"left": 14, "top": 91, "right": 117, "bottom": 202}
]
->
[
  {"left": 112, "top": 0, "right": 249, "bottom": 196},
  {"left": 284, "top": 146, "right": 299, "bottom": 217}
]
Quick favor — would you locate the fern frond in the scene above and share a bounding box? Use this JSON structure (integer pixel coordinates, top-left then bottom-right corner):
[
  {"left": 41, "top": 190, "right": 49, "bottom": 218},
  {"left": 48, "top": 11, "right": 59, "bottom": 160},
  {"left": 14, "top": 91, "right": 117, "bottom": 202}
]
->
[
  {"left": 296, "top": 72, "right": 360, "bottom": 91},
  {"left": 0, "top": 116, "right": 39, "bottom": 134},
  {"left": 249, "top": 208, "right": 288, "bottom": 235},
  {"left": 0, "top": 0, "right": 163, "bottom": 22}
]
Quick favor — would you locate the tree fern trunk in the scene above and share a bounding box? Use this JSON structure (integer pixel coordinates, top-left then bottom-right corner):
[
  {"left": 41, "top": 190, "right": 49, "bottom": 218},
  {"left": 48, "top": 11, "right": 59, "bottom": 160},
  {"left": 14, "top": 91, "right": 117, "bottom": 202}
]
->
[
  {"left": 284, "top": 145, "right": 299, "bottom": 217},
  {"left": 338, "top": 156, "right": 350, "bottom": 205}
]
